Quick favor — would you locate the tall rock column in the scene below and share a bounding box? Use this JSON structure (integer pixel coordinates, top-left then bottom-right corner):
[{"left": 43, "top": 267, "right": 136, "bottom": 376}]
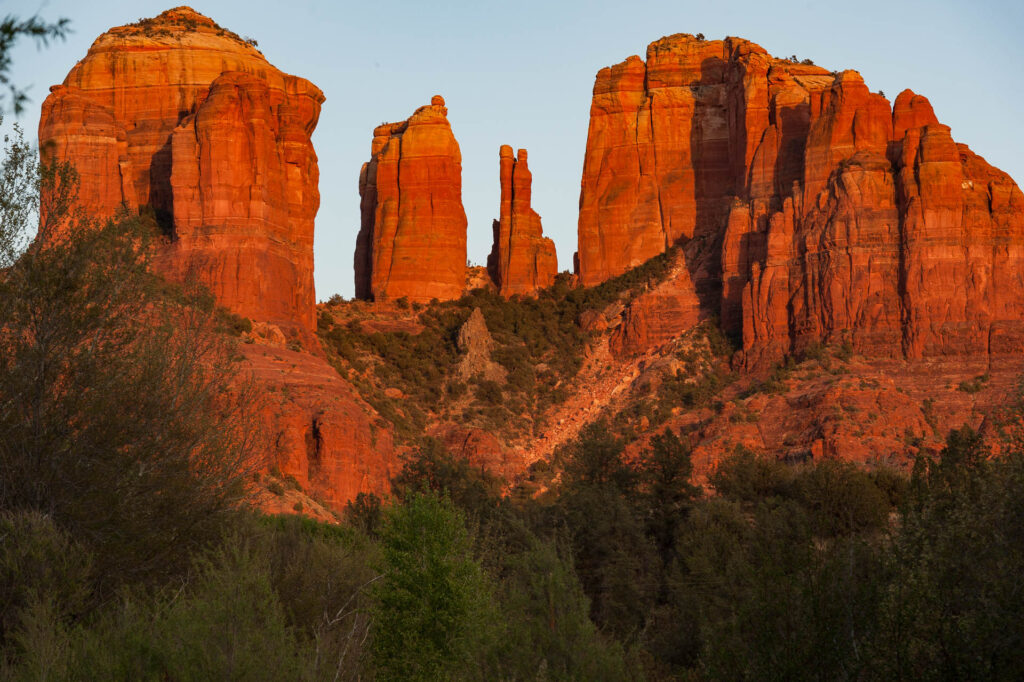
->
[
  {"left": 355, "top": 95, "right": 467, "bottom": 303},
  {"left": 487, "top": 145, "right": 558, "bottom": 296},
  {"left": 166, "top": 71, "right": 322, "bottom": 332}
]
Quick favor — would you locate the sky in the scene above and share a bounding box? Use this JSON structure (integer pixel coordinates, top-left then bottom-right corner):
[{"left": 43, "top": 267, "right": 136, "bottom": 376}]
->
[{"left": 5, "top": 0, "right": 1023, "bottom": 300}]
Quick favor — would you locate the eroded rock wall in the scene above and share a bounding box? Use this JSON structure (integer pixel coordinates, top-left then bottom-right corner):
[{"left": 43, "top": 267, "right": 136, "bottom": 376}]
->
[
  {"left": 38, "top": 6, "right": 323, "bottom": 334},
  {"left": 578, "top": 34, "right": 1024, "bottom": 365}
]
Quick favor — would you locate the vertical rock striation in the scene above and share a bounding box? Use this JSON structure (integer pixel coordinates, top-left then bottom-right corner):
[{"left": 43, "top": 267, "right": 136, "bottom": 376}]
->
[
  {"left": 38, "top": 6, "right": 324, "bottom": 334},
  {"left": 577, "top": 34, "right": 1024, "bottom": 365},
  {"left": 487, "top": 145, "right": 558, "bottom": 296},
  {"left": 355, "top": 95, "right": 468, "bottom": 303}
]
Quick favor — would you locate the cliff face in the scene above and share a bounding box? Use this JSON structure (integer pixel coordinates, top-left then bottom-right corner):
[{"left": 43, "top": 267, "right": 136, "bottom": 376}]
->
[
  {"left": 241, "top": 344, "right": 397, "bottom": 509},
  {"left": 355, "top": 95, "right": 468, "bottom": 303},
  {"left": 487, "top": 146, "right": 558, "bottom": 297},
  {"left": 578, "top": 35, "right": 1024, "bottom": 365},
  {"left": 37, "top": 8, "right": 399, "bottom": 510},
  {"left": 38, "top": 6, "right": 323, "bottom": 334}
]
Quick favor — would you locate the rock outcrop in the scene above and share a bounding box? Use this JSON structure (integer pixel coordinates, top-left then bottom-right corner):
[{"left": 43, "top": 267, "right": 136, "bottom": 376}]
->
[
  {"left": 38, "top": 7, "right": 324, "bottom": 334},
  {"left": 456, "top": 308, "right": 506, "bottom": 383},
  {"left": 610, "top": 257, "right": 701, "bottom": 357},
  {"left": 578, "top": 35, "right": 1024, "bottom": 365},
  {"left": 241, "top": 344, "right": 397, "bottom": 508},
  {"left": 487, "top": 146, "right": 558, "bottom": 296},
  {"left": 355, "top": 95, "right": 467, "bottom": 303}
]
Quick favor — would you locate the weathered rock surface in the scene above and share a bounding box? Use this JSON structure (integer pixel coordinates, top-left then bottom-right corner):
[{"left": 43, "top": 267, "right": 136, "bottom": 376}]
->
[
  {"left": 578, "top": 34, "right": 1024, "bottom": 365},
  {"left": 430, "top": 423, "right": 530, "bottom": 482},
  {"left": 355, "top": 95, "right": 467, "bottom": 303},
  {"left": 609, "top": 252, "right": 701, "bottom": 357},
  {"left": 241, "top": 343, "right": 397, "bottom": 508},
  {"left": 456, "top": 308, "right": 506, "bottom": 382},
  {"left": 487, "top": 146, "right": 558, "bottom": 296},
  {"left": 38, "top": 7, "right": 324, "bottom": 334}
]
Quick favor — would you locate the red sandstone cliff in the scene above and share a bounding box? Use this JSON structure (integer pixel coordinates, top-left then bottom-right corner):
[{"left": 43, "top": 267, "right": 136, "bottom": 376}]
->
[
  {"left": 38, "top": 8, "right": 397, "bottom": 511},
  {"left": 242, "top": 342, "right": 397, "bottom": 509},
  {"left": 578, "top": 35, "right": 1024, "bottom": 365},
  {"left": 487, "top": 146, "right": 558, "bottom": 296},
  {"left": 355, "top": 95, "right": 468, "bottom": 303},
  {"left": 38, "top": 7, "right": 323, "bottom": 334}
]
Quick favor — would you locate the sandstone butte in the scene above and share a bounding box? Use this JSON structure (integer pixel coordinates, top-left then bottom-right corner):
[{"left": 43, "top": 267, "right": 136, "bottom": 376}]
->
[
  {"left": 487, "top": 145, "right": 558, "bottom": 296},
  {"left": 37, "top": 6, "right": 324, "bottom": 335},
  {"left": 577, "top": 35, "right": 1024, "bottom": 366},
  {"left": 355, "top": 95, "right": 468, "bottom": 303},
  {"left": 38, "top": 7, "right": 398, "bottom": 509}
]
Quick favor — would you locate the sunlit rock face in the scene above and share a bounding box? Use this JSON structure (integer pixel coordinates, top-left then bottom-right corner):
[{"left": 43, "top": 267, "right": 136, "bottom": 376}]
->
[
  {"left": 355, "top": 95, "right": 468, "bottom": 303},
  {"left": 39, "top": 6, "right": 324, "bottom": 334},
  {"left": 578, "top": 34, "right": 1024, "bottom": 365},
  {"left": 487, "top": 145, "right": 558, "bottom": 297}
]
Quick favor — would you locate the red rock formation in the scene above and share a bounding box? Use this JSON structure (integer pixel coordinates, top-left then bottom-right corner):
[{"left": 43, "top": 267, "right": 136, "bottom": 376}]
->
[
  {"left": 487, "top": 146, "right": 558, "bottom": 296},
  {"left": 578, "top": 34, "right": 1024, "bottom": 365},
  {"left": 431, "top": 423, "right": 530, "bottom": 482},
  {"left": 241, "top": 343, "right": 397, "bottom": 508},
  {"left": 38, "top": 7, "right": 323, "bottom": 334},
  {"left": 355, "top": 95, "right": 467, "bottom": 303},
  {"left": 610, "top": 253, "right": 701, "bottom": 357}
]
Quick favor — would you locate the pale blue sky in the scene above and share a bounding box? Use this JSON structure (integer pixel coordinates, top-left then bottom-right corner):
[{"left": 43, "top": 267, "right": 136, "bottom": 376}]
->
[{"left": 5, "top": 0, "right": 1022, "bottom": 299}]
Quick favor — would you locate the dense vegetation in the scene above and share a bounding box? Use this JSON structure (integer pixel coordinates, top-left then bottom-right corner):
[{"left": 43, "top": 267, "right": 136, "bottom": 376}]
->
[{"left": 2, "top": 108, "right": 1022, "bottom": 680}]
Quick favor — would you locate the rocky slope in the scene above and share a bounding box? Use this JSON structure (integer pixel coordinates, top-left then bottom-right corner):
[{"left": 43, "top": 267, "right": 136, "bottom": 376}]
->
[
  {"left": 38, "top": 6, "right": 323, "bottom": 335},
  {"left": 487, "top": 146, "right": 558, "bottom": 297},
  {"left": 355, "top": 95, "right": 468, "bottom": 303},
  {"left": 577, "top": 35, "right": 1024, "bottom": 367}
]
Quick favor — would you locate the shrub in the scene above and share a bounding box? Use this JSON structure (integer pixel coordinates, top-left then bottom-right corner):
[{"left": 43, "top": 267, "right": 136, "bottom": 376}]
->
[
  {"left": 0, "top": 170, "right": 259, "bottom": 591},
  {"left": 957, "top": 373, "right": 990, "bottom": 393},
  {"left": 793, "top": 460, "right": 890, "bottom": 536},
  {"left": 710, "top": 448, "right": 795, "bottom": 503},
  {"left": 0, "top": 511, "right": 91, "bottom": 646}
]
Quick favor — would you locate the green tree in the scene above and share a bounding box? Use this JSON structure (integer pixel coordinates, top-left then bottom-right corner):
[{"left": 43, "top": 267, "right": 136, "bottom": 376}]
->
[
  {"left": 0, "top": 13, "right": 70, "bottom": 113},
  {"left": 391, "top": 438, "right": 501, "bottom": 517},
  {"left": 0, "top": 125, "right": 260, "bottom": 591},
  {"left": 493, "top": 537, "right": 629, "bottom": 680},
  {"left": 877, "top": 429, "right": 1024, "bottom": 679},
  {"left": 636, "top": 428, "right": 700, "bottom": 565},
  {"left": 554, "top": 422, "right": 658, "bottom": 641},
  {"left": 369, "top": 492, "right": 494, "bottom": 681}
]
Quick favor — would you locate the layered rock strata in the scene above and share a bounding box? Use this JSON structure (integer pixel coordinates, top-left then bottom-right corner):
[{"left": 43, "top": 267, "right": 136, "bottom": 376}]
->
[
  {"left": 355, "top": 95, "right": 468, "bottom": 303},
  {"left": 578, "top": 35, "right": 1024, "bottom": 365},
  {"left": 38, "top": 6, "right": 323, "bottom": 334},
  {"left": 241, "top": 344, "right": 397, "bottom": 508},
  {"left": 487, "top": 146, "right": 558, "bottom": 296}
]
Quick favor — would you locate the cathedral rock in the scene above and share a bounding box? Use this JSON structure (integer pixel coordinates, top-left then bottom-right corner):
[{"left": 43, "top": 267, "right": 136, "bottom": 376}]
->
[
  {"left": 37, "top": 6, "right": 324, "bottom": 334},
  {"left": 487, "top": 146, "right": 558, "bottom": 297},
  {"left": 355, "top": 95, "right": 468, "bottom": 303},
  {"left": 577, "top": 34, "right": 1024, "bottom": 365}
]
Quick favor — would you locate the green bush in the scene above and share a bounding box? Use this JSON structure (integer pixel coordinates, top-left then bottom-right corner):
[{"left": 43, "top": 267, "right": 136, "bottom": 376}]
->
[
  {"left": 370, "top": 493, "right": 495, "bottom": 681},
  {"left": 0, "top": 511, "right": 91, "bottom": 646},
  {"left": 793, "top": 460, "right": 890, "bottom": 536},
  {"left": 710, "top": 448, "right": 796, "bottom": 503}
]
